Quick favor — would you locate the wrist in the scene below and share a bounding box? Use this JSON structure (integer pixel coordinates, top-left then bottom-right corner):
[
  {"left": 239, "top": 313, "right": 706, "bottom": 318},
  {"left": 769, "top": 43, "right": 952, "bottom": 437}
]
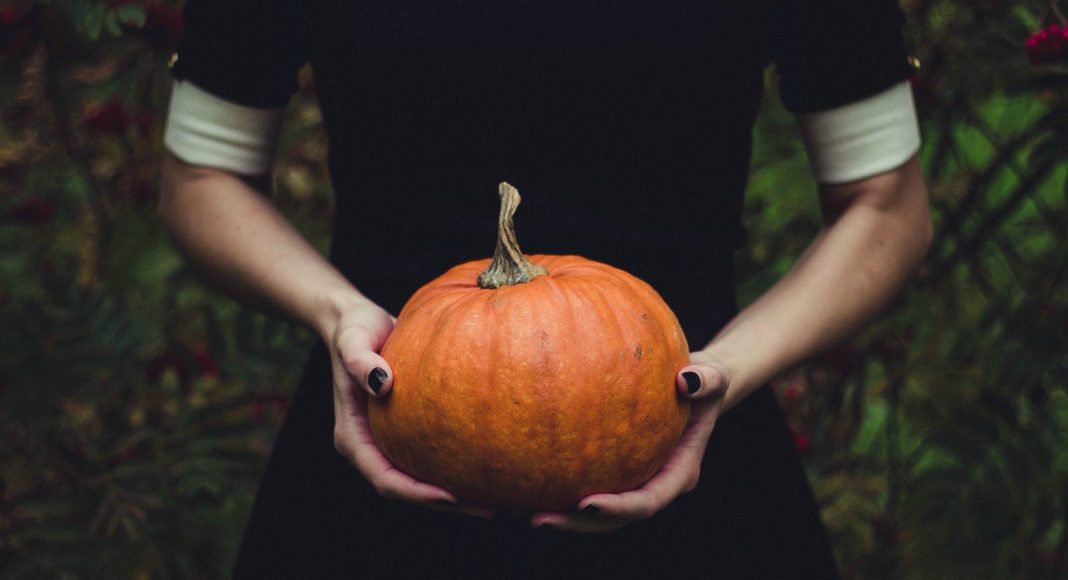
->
[
  {"left": 311, "top": 283, "right": 374, "bottom": 341},
  {"left": 698, "top": 343, "right": 769, "bottom": 412}
]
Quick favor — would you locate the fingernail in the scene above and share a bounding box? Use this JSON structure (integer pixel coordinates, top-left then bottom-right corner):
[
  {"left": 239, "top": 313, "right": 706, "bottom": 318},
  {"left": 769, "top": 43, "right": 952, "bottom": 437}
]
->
[
  {"left": 581, "top": 504, "right": 600, "bottom": 515},
  {"left": 368, "top": 367, "right": 387, "bottom": 394},
  {"left": 683, "top": 371, "right": 701, "bottom": 395}
]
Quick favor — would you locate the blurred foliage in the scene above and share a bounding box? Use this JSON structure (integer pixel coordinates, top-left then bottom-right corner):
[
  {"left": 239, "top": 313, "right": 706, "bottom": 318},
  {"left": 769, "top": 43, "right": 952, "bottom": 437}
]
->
[
  {"left": 744, "top": 1, "right": 1068, "bottom": 577},
  {"left": 0, "top": 0, "right": 1065, "bottom": 578}
]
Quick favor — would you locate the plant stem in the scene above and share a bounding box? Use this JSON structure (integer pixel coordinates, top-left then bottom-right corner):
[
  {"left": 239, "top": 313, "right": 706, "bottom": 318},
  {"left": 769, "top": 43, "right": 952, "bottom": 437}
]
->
[
  {"left": 477, "top": 182, "right": 549, "bottom": 289},
  {"left": 1052, "top": 1, "right": 1067, "bottom": 26}
]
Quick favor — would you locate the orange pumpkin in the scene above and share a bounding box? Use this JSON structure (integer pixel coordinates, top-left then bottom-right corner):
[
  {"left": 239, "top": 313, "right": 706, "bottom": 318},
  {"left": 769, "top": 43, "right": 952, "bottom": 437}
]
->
[{"left": 369, "top": 183, "right": 690, "bottom": 511}]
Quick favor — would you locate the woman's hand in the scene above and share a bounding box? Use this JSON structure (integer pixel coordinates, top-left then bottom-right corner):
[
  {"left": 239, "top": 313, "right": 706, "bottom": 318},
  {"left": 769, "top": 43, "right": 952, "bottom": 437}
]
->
[
  {"left": 327, "top": 300, "right": 494, "bottom": 519},
  {"left": 529, "top": 351, "right": 730, "bottom": 532}
]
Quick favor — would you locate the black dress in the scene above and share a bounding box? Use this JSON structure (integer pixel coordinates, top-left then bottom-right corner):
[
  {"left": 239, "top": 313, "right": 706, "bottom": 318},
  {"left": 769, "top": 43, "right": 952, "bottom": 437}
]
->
[{"left": 173, "top": 1, "right": 912, "bottom": 577}]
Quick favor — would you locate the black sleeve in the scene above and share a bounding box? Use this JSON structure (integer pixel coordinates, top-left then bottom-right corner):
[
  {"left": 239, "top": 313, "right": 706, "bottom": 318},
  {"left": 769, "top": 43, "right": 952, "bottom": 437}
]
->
[
  {"left": 171, "top": 0, "right": 308, "bottom": 108},
  {"left": 768, "top": 0, "right": 914, "bottom": 114}
]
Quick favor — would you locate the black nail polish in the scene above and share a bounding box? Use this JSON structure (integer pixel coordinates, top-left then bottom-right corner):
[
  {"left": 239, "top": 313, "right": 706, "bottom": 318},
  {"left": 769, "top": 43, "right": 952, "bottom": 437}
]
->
[
  {"left": 683, "top": 371, "right": 701, "bottom": 395},
  {"left": 368, "top": 367, "right": 387, "bottom": 394},
  {"left": 582, "top": 504, "right": 600, "bottom": 515}
]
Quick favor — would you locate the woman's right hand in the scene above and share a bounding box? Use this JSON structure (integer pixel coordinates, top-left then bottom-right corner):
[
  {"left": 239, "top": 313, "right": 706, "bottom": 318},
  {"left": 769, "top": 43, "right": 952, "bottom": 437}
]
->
[{"left": 326, "top": 299, "right": 494, "bottom": 519}]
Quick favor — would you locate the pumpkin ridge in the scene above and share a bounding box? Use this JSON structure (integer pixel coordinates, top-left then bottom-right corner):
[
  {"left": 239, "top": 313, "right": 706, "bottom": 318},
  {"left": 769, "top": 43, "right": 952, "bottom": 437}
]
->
[
  {"left": 529, "top": 288, "right": 572, "bottom": 502},
  {"left": 602, "top": 278, "right": 655, "bottom": 480},
  {"left": 604, "top": 271, "right": 686, "bottom": 481},
  {"left": 589, "top": 261, "right": 665, "bottom": 308},
  {"left": 403, "top": 268, "right": 462, "bottom": 310},
  {"left": 597, "top": 263, "right": 684, "bottom": 350},
  {"left": 564, "top": 275, "right": 627, "bottom": 485},
  {"left": 523, "top": 287, "right": 564, "bottom": 503},
  {"left": 483, "top": 286, "right": 554, "bottom": 504},
  {"left": 391, "top": 308, "right": 437, "bottom": 471},
  {"left": 447, "top": 292, "right": 499, "bottom": 496},
  {"left": 394, "top": 288, "right": 484, "bottom": 485},
  {"left": 536, "top": 255, "right": 599, "bottom": 277},
  {"left": 431, "top": 289, "right": 497, "bottom": 494}
]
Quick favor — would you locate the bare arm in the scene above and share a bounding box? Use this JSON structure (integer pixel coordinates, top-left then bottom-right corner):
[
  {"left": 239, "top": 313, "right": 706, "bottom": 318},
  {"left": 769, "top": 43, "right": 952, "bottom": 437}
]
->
[
  {"left": 707, "top": 154, "right": 932, "bottom": 410},
  {"left": 539, "top": 155, "right": 932, "bottom": 532},
  {"left": 159, "top": 152, "right": 492, "bottom": 517},
  {"left": 158, "top": 152, "right": 365, "bottom": 339}
]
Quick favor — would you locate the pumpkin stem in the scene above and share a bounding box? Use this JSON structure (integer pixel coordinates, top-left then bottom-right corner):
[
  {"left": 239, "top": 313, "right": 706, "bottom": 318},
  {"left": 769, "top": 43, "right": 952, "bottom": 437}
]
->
[{"left": 477, "top": 182, "right": 549, "bottom": 289}]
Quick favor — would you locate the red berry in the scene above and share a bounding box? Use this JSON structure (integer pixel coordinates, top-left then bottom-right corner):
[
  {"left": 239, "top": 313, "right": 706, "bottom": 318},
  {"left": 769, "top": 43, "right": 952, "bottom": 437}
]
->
[
  {"left": 0, "top": 8, "right": 18, "bottom": 27},
  {"left": 0, "top": 8, "right": 32, "bottom": 55},
  {"left": 792, "top": 430, "right": 812, "bottom": 455},
  {"left": 143, "top": 4, "right": 183, "bottom": 51},
  {"left": 85, "top": 100, "right": 133, "bottom": 134},
  {"left": 1026, "top": 24, "right": 1068, "bottom": 65},
  {"left": 191, "top": 343, "right": 220, "bottom": 379}
]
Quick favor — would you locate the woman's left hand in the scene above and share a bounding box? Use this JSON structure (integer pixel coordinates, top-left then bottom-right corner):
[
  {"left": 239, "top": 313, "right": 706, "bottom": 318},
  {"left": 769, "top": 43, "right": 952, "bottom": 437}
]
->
[{"left": 529, "top": 351, "right": 730, "bottom": 533}]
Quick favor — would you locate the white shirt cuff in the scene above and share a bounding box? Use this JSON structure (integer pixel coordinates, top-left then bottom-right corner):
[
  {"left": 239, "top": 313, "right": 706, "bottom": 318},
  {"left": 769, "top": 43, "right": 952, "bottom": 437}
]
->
[
  {"left": 163, "top": 80, "right": 284, "bottom": 176},
  {"left": 797, "top": 81, "right": 922, "bottom": 185}
]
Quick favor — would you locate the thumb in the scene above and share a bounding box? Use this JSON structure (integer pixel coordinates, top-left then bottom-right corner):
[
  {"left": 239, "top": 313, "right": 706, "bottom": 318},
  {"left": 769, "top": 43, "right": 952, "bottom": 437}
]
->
[
  {"left": 676, "top": 357, "right": 730, "bottom": 401},
  {"left": 338, "top": 328, "right": 395, "bottom": 398}
]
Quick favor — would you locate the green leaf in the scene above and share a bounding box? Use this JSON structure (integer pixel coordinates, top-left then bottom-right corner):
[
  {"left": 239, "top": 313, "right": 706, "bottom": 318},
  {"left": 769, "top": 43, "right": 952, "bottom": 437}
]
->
[
  {"left": 115, "top": 4, "right": 146, "bottom": 28},
  {"left": 82, "top": 3, "right": 106, "bottom": 41},
  {"left": 104, "top": 10, "right": 121, "bottom": 37},
  {"left": 851, "top": 399, "right": 887, "bottom": 456}
]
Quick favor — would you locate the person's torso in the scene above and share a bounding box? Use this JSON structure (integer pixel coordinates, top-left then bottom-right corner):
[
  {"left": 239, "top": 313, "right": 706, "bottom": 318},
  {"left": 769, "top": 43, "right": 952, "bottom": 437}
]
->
[{"left": 303, "top": 0, "right": 771, "bottom": 342}]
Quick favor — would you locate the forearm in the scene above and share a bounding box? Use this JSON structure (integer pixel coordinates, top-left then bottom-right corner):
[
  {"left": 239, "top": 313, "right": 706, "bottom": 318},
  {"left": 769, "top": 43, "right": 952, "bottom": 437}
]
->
[
  {"left": 707, "top": 156, "right": 932, "bottom": 411},
  {"left": 159, "top": 152, "right": 366, "bottom": 339}
]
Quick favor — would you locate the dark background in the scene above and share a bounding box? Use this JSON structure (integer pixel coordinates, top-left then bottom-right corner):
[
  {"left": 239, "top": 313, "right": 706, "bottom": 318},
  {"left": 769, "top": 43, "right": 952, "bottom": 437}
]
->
[{"left": 0, "top": 1, "right": 1066, "bottom": 577}]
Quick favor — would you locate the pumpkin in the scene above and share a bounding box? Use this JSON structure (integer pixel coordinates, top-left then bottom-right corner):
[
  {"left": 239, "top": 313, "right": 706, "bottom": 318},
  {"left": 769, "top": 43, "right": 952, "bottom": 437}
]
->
[{"left": 368, "top": 182, "right": 690, "bottom": 511}]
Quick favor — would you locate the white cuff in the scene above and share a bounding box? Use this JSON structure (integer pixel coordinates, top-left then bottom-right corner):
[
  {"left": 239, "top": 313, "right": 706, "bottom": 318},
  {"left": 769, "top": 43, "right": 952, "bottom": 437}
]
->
[
  {"left": 797, "top": 81, "right": 921, "bottom": 185},
  {"left": 163, "top": 80, "right": 284, "bottom": 175}
]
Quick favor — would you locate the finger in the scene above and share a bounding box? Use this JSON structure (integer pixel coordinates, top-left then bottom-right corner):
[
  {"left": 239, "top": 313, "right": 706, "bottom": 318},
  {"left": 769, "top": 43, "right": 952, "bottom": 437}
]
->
[
  {"left": 577, "top": 477, "right": 677, "bottom": 523},
  {"left": 332, "top": 389, "right": 446, "bottom": 502},
  {"left": 539, "top": 422, "right": 713, "bottom": 533},
  {"left": 333, "top": 396, "right": 495, "bottom": 518},
  {"left": 531, "top": 461, "right": 703, "bottom": 533},
  {"left": 530, "top": 508, "right": 626, "bottom": 533},
  {"left": 363, "top": 460, "right": 494, "bottom": 519},
  {"left": 340, "top": 426, "right": 457, "bottom": 505},
  {"left": 529, "top": 455, "right": 709, "bottom": 532},
  {"left": 676, "top": 361, "right": 729, "bottom": 401},
  {"left": 543, "top": 470, "right": 691, "bottom": 533},
  {"left": 340, "top": 346, "right": 394, "bottom": 398},
  {"left": 371, "top": 464, "right": 459, "bottom": 504},
  {"left": 336, "top": 313, "right": 396, "bottom": 397}
]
